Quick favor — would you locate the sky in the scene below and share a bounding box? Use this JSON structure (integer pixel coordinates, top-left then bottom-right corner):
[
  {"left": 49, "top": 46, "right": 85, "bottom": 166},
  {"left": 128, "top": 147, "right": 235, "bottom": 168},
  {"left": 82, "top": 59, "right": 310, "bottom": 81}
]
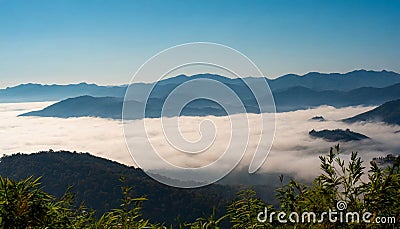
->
[{"left": 1, "top": 0, "right": 400, "bottom": 88}]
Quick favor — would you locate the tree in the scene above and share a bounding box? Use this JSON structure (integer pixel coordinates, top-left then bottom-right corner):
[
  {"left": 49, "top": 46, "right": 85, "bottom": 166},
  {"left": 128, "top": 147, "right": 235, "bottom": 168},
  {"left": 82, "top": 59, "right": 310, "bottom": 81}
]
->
[
  {"left": 0, "top": 176, "right": 78, "bottom": 228},
  {"left": 226, "top": 189, "right": 274, "bottom": 228},
  {"left": 1, "top": 146, "right": 398, "bottom": 228},
  {"left": 275, "top": 145, "right": 399, "bottom": 228}
]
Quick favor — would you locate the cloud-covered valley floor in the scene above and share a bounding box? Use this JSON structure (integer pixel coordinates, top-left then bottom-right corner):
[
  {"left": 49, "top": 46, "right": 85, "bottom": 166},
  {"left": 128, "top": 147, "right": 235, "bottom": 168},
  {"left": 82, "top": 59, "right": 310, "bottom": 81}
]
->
[{"left": 1, "top": 102, "right": 399, "bottom": 183}]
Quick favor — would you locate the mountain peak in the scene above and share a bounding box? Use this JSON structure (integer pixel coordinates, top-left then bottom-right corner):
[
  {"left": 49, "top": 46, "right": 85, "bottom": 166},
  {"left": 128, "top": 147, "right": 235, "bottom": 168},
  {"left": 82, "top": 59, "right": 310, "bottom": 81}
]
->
[{"left": 343, "top": 99, "right": 400, "bottom": 125}]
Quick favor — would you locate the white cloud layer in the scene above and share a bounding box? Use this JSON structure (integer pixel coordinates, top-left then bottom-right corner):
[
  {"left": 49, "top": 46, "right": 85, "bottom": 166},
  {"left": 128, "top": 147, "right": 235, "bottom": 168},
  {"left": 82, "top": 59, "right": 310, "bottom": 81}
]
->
[{"left": 1, "top": 102, "right": 399, "bottom": 182}]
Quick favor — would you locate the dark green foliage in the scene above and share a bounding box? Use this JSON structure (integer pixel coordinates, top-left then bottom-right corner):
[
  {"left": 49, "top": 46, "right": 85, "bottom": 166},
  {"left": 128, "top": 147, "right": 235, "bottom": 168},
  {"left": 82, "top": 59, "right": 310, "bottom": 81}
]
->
[
  {"left": 276, "top": 145, "right": 399, "bottom": 228},
  {"left": 0, "top": 176, "right": 94, "bottom": 228},
  {"left": 226, "top": 190, "right": 273, "bottom": 228},
  {"left": 184, "top": 208, "right": 227, "bottom": 229},
  {"left": 1, "top": 146, "right": 399, "bottom": 228},
  {"left": 364, "top": 156, "right": 400, "bottom": 223},
  {"left": 91, "top": 177, "right": 163, "bottom": 229},
  {"left": 0, "top": 151, "right": 235, "bottom": 226},
  {"left": 0, "top": 175, "right": 164, "bottom": 228},
  {"left": 0, "top": 176, "right": 56, "bottom": 228}
]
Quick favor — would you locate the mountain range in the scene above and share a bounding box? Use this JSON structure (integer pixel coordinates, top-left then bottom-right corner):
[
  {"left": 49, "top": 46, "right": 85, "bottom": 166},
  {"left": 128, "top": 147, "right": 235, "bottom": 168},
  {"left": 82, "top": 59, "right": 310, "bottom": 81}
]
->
[
  {"left": 0, "top": 83, "right": 126, "bottom": 103},
  {"left": 19, "top": 96, "right": 233, "bottom": 119},
  {"left": 268, "top": 70, "right": 400, "bottom": 91},
  {"left": 4, "top": 69, "right": 400, "bottom": 120},
  {"left": 20, "top": 82, "right": 400, "bottom": 119},
  {"left": 343, "top": 99, "right": 400, "bottom": 125},
  {"left": 2, "top": 70, "right": 400, "bottom": 103},
  {"left": 0, "top": 151, "right": 277, "bottom": 225}
]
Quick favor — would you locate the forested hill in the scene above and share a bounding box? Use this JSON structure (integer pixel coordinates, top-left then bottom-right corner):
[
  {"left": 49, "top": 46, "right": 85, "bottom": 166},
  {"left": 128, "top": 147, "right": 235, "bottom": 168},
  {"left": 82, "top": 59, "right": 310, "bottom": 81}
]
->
[
  {"left": 0, "top": 151, "right": 272, "bottom": 225},
  {"left": 343, "top": 99, "right": 400, "bottom": 125}
]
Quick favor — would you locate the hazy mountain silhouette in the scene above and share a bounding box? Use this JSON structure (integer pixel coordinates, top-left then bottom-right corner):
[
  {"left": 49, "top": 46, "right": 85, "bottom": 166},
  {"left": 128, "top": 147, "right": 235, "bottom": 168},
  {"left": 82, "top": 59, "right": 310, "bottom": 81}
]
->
[
  {"left": 2, "top": 70, "right": 400, "bottom": 103},
  {"left": 19, "top": 96, "right": 240, "bottom": 119},
  {"left": 343, "top": 99, "right": 400, "bottom": 125},
  {"left": 0, "top": 83, "right": 127, "bottom": 103},
  {"left": 19, "top": 96, "right": 127, "bottom": 119},
  {"left": 19, "top": 82, "right": 400, "bottom": 119},
  {"left": 274, "top": 83, "right": 400, "bottom": 111},
  {"left": 268, "top": 70, "right": 400, "bottom": 91}
]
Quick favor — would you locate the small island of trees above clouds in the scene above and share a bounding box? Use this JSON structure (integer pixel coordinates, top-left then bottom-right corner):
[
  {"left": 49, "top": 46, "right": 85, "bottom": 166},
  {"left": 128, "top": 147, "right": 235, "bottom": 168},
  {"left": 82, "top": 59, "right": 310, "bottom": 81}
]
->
[{"left": 309, "top": 129, "right": 370, "bottom": 142}]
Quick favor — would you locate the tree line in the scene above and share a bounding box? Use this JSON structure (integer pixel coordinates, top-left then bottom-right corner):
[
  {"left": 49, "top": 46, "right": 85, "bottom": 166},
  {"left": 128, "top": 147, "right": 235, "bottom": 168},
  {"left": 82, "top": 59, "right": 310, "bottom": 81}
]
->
[{"left": 0, "top": 145, "right": 399, "bottom": 228}]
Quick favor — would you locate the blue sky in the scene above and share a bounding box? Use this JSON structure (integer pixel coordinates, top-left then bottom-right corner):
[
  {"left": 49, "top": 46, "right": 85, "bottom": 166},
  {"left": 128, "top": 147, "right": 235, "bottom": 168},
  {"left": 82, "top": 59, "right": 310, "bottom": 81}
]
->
[{"left": 1, "top": 0, "right": 399, "bottom": 87}]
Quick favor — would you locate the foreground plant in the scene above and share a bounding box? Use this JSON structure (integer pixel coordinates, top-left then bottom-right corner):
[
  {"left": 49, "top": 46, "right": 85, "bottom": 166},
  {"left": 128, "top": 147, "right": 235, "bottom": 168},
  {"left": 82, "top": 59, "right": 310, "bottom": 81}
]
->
[
  {"left": 0, "top": 176, "right": 163, "bottom": 228},
  {"left": 0, "top": 176, "right": 88, "bottom": 228},
  {"left": 93, "top": 176, "right": 164, "bottom": 229},
  {"left": 275, "top": 145, "right": 399, "bottom": 228},
  {"left": 1, "top": 146, "right": 398, "bottom": 228}
]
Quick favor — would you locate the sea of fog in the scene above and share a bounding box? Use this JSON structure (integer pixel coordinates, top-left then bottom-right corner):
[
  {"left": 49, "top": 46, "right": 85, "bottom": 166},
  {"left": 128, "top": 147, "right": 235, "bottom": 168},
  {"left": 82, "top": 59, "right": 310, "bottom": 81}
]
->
[{"left": 1, "top": 102, "right": 399, "bottom": 181}]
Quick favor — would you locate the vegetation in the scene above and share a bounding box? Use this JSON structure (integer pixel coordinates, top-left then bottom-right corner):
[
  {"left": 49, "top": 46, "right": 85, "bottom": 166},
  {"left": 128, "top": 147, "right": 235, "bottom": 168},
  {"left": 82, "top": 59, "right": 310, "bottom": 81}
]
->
[
  {"left": 275, "top": 145, "right": 399, "bottom": 228},
  {"left": 309, "top": 129, "right": 369, "bottom": 142},
  {"left": 0, "top": 151, "right": 237, "bottom": 225},
  {"left": 1, "top": 145, "right": 399, "bottom": 228},
  {"left": 310, "top": 116, "right": 325, "bottom": 121}
]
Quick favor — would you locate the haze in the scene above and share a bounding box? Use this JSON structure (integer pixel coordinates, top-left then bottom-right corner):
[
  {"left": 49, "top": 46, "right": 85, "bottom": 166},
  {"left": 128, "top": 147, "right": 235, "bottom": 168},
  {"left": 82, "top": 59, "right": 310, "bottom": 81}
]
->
[{"left": 1, "top": 102, "right": 399, "bottom": 181}]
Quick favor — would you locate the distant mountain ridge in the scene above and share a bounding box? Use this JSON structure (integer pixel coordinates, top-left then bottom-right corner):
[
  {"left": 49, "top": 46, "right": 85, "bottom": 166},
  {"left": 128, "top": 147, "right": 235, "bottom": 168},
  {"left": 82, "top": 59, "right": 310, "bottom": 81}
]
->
[
  {"left": 2, "top": 70, "right": 400, "bottom": 103},
  {"left": 343, "top": 99, "right": 400, "bottom": 125},
  {"left": 19, "top": 96, "right": 233, "bottom": 119},
  {"left": 0, "top": 82, "right": 126, "bottom": 103},
  {"left": 268, "top": 70, "right": 400, "bottom": 91},
  {"left": 19, "top": 82, "right": 400, "bottom": 119},
  {"left": 274, "top": 82, "right": 400, "bottom": 111},
  {"left": 20, "top": 96, "right": 126, "bottom": 119}
]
